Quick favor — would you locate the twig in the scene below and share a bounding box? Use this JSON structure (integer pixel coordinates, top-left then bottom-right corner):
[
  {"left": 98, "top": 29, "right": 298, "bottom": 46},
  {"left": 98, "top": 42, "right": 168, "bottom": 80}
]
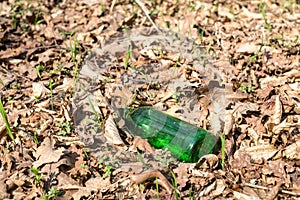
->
[
  {"left": 110, "top": 0, "right": 117, "bottom": 13},
  {"left": 134, "top": 0, "right": 160, "bottom": 31},
  {"left": 245, "top": 183, "right": 300, "bottom": 196}
]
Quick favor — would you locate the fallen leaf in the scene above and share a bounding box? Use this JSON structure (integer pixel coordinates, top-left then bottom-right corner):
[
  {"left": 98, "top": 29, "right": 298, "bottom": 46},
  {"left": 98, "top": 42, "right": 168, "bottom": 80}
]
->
[
  {"left": 234, "top": 144, "right": 278, "bottom": 161},
  {"left": 104, "top": 114, "right": 127, "bottom": 150},
  {"left": 197, "top": 154, "right": 219, "bottom": 169},
  {"left": 85, "top": 177, "right": 110, "bottom": 190},
  {"left": 233, "top": 190, "right": 261, "bottom": 200},
  {"left": 32, "top": 82, "right": 50, "bottom": 98},
  {"left": 236, "top": 42, "right": 260, "bottom": 54},
  {"left": 53, "top": 78, "right": 73, "bottom": 93},
  {"left": 129, "top": 136, "right": 154, "bottom": 153},
  {"left": 32, "top": 137, "right": 64, "bottom": 168},
  {"left": 284, "top": 141, "right": 300, "bottom": 160},
  {"left": 271, "top": 95, "right": 282, "bottom": 125},
  {"left": 130, "top": 170, "right": 174, "bottom": 194}
]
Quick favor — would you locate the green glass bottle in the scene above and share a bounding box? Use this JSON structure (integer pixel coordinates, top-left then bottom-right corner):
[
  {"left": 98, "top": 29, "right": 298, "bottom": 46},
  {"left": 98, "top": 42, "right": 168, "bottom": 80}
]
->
[{"left": 122, "top": 107, "right": 219, "bottom": 163}]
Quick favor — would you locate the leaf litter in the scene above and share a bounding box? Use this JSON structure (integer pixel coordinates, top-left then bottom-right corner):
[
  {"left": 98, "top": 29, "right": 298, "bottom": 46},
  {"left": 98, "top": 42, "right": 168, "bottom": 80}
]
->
[{"left": 0, "top": 0, "right": 299, "bottom": 199}]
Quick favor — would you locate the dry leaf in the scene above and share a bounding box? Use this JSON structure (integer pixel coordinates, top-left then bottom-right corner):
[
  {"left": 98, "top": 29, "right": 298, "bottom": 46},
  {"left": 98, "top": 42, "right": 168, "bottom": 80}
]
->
[
  {"left": 236, "top": 42, "right": 260, "bottom": 54},
  {"left": 234, "top": 145, "right": 278, "bottom": 161},
  {"left": 85, "top": 177, "right": 110, "bottom": 190},
  {"left": 53, "top": 78, "right": 73, "bottom": 93},
  {"left": 173, "top": 163, "right": 190, "bottom": 190},
  {"left": 130, "top": 170, "right": 174, "bottom": 194},
  {"left": 273, "top": 121, "right": 300, "bottom": 135},
  {"left": 211, "top": 179, "right": 226, "bottom": 197},
  {"left": 32, "top": 82, "right": 50, "bottom": 98},
  {"left": 32, "top": 137, "right": 64, "bottom": 168},
  {"left": 160, "top": 59, "right": 174, "bottom": 68},
  {"left": 104, "top": 114, "right": 127, "bottom": 150},
  {"left": 272, "top": 95, "right": 282, "bottom": 125},
  {"left": 72, "top": 187, "right": 97, "bottom": 200},
  {"left": 129, "top": 136, "right": 154, "bottom": 153},
  {"left": 198, "top": 180, "right": 216, "bottom": 197},
  {"left": 197, "top": 154, "right": 219, "bottom": 169},
  {"left": 233, "top": 191, "right": 261, "bottom": 200},
  {"left": 284, "top": 141, "right": 300, "bottom": 160}
]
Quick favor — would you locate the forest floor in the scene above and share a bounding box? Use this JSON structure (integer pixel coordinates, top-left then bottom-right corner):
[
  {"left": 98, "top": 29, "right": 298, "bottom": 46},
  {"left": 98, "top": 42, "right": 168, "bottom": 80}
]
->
[{"left": 0, "top": 0, "right": 300, "bottom": 199}]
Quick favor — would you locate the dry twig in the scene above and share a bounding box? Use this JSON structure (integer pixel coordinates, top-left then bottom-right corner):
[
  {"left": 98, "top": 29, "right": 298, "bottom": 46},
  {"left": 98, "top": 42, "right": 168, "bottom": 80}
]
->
[
  {"left": 245, "top": 183, "right": 300, "bottom": 197},
  {"left": 134, "top": 0, "right": 160, "bottom": 31}
]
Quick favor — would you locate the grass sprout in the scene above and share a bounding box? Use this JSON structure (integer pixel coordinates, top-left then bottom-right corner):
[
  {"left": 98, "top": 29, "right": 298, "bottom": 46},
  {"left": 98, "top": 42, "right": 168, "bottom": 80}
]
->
[
  {"left": 220, "top": 133, "right": 225, "bottom": 170},
  {"left": 36, "top": 65, "right": 45, "bottom": 78},
  {"left": 155, "top": 177, "right": 160, "bottom": 200},
  {"left": 0, "top": 98, "right": 14, "bottom": 141},
  {"left": 246, "top": 44, "right": 263, "bottom": 67},
  {"left": 125, "top": 44, "right": 132, "bottom": 71},
  {"left": 170, "top": 170, "right": 179, "bottom": 200},
  {"left": 41, "top": 186, "right": 62, "bottom": 200},
  {"left": 259, "top": 0, "right": 272, "bottom": 32},
  {"left": 30, "top": 167, "right": 42, "bottom": 185}
]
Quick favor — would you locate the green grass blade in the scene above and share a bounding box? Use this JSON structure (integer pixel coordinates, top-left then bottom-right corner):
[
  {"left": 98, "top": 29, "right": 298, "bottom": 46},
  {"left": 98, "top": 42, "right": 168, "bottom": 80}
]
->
[
  {"left": 220, "top": 133, "right": 225, "bottom": 170},
  {"left": 0, "top": 98, "right": 14, "bottom": 141}
]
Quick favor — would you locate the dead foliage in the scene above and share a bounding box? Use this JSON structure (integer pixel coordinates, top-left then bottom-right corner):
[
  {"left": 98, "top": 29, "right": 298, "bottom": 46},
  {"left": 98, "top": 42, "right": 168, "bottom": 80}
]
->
[{"left": 0, "top": 0, "right": 299, "bottom": 199}]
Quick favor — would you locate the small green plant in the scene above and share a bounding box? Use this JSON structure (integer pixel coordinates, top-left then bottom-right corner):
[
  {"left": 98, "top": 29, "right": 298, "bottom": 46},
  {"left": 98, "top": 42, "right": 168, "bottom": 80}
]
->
[
  {"left": 246, "top": 45, "right": 263, "bottom": 67},
  {"left": 36, "top": 65, "right": 45, "bottom": 78},
  {"left": 80, "top": 163, "right": 87, "bottom": 169},
  {"left": 49, "top": 68, "right": 69, "bottom": 75},
  {"left": 155, "top": 177, "right": 160, "bottom": 200},
  {"left": 247, "top": 84, "right": 255, "bottom": 93},
  {"left": 88, "top": 97, "right": 102, "bottom": 126},
  {"left": 240, "top": 83, "right": 255, "bottom": 93},
  {"left": 173, "top": 56, "right": 180, "bottom": 69},
  {"left": 33, "top": 10, "right": 45, "bottom": 26},
  {"left": 259, "top": 0, "right": 272, "bottom": 32},
  {"left": 197, "top": 26, "right": 205, "bottom": 43},
  {"left": 7, "top": 96, "right": 13, "bottom": 101},
  {"left": 20, "top": 22, "right": 29, "bottom": 31},
  {"left": 33, "top": 132, "right": 39, "bottom": 144},
  {"left": 240, "top": 84, "right": 247, "bottom": 93},
  {"left": 136, "top": 149, "right": 149, "bottom": 171},
  {"left": 67, "top": 37, "right": 79, "bottom": 65},
  {"left": 56, "top": 121, "right": 71, "bottom": 136},
  {"left": 124, "top": 44, "right": 132, "bottom": 71},
  {"left": 65, "top": 36, "right": 81, "bottom": 93},
  {"left": 189, "top": 185, "right": 196, "bottom": 199},
  {"left": 170, "top": 170, "right": 179, "bottom": 200},
  {"left": 11, "top": 3, "right": 23, "bottom": 29},
  {"left": 12, "top": 83, "right": 20, "bottom": 89},
  {"left": 283, "top": 0, "right": 296, "bottom": 12},
  {"left": 220, "top": 134, "right": 226, "bottom": 170},
  {"left": 30, "top": 167, "right": 42, "bottom": 185},
  {"left": 171, "top": 91, "right": 184, "bottom": 104},
  {"left": 82, "top": 147, "right": 89, "bottom": 158},
  {"left": 60, "top": 31, "right": 75, "bottom": 37},
  {"left": 103, "top": 165, "right": 112, "bottom": 178},
  {"left": 0, "top": 99, "right": 14, "bottom": 141},
  {"left": 41, "top": 186, "right": 62, "bottom": 200}
]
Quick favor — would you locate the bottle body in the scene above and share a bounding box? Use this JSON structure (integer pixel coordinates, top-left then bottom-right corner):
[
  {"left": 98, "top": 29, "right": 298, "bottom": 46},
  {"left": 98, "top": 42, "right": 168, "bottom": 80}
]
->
[{"left": 128, "top": 107, "right": 218, "bottom": 163}]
